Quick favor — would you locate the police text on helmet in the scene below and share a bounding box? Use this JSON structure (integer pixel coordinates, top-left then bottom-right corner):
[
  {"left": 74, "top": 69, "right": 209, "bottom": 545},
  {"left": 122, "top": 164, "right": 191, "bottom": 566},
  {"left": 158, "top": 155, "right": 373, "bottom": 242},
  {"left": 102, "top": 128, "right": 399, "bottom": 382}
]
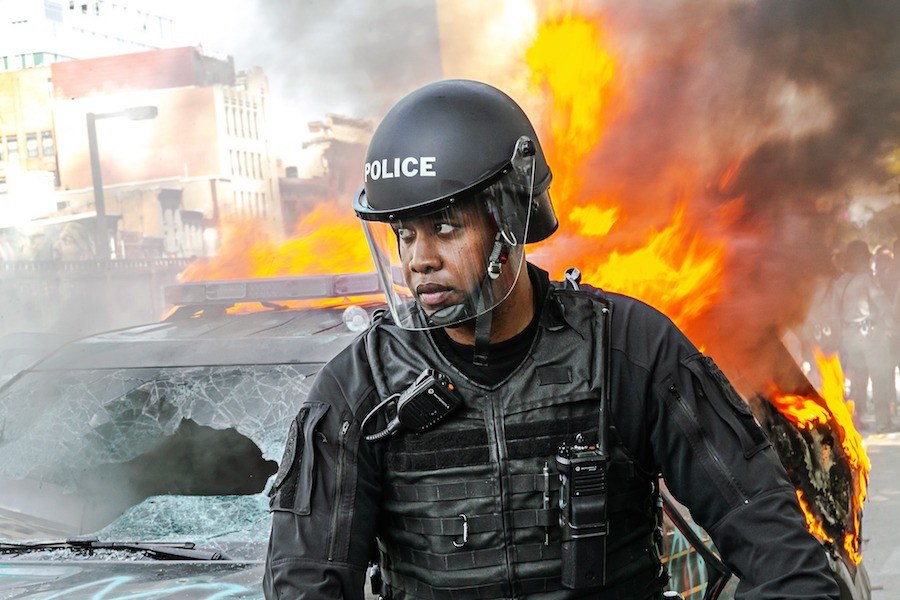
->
[{"left": 364, "top": 157, "right": 436, "bottom": 181}]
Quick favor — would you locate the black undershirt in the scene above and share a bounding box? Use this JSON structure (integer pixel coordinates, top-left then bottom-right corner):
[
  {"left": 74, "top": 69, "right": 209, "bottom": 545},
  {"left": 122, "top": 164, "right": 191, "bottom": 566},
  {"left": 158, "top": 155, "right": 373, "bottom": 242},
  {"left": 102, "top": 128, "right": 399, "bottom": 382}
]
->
[{"left": 430, "top": 265, "right": 551, "bottom": 385}]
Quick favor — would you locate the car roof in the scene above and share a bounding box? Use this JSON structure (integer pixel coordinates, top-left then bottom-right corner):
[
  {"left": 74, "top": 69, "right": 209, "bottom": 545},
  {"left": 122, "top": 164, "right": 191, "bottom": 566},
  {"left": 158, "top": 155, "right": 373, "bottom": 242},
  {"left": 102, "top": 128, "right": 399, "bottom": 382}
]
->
[
  {"left": 32, "top": 308, "right": 369, "bottom": 370},
  {"left": 26, "top": 273, "right": 390, "bottom": 371}
]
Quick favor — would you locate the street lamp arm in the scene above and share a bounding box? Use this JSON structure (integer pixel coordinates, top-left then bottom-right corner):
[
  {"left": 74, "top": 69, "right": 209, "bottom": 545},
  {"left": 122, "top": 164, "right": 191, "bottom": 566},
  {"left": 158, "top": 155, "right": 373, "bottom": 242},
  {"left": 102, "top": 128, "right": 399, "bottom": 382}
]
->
[
  {"left": 86, "top": 105, "right": 158, "bottom": 259},
  {"left": 87, "top": 106, "right": 158, "bottom": 121}
]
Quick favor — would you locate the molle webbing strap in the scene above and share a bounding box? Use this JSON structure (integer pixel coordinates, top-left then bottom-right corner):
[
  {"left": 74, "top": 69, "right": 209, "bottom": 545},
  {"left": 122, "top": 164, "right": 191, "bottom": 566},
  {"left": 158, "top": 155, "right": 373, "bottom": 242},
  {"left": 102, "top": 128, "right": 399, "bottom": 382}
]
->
[
  {"left": 392, "top": 507, "right": 560, "bottom": 536},
  {"left": 384, "top": 473, "right": 560, "bottom": 502},
  {"left": 383, "top": 575, "right": 564, "bottom": 600},
  {"left": 386, "top": 483, "right": 645, "bottom": 523},
  {"left": 385, "top": 479, "right": 497, "bottom": 502},
  {"left": 387, "top": 542, "right": 562, "bottom": 572},
  {"left": 386, "top": 446, "right": 491, "bottom": 471},
  {"left": 508, "top": 472, "right": 561, "bottom": 494},
  {"left": 385, "top": 559, "right": 664, "bottom": 600}
]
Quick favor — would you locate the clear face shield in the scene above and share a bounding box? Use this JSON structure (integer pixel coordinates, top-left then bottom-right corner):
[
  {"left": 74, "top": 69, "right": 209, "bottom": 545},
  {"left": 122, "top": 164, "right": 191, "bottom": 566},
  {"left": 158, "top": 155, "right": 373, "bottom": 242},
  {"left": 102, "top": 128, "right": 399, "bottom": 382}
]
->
[{"left": 359, "top": 138, "right": 536, "bottom": 330}]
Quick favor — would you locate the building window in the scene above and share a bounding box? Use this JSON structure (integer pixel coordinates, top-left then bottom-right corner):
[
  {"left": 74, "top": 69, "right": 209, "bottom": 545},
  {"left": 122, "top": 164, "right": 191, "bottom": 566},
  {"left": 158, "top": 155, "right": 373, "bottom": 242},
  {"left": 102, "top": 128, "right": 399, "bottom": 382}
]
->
[
  {"left": 6, "top": 136, "right": 19, "bottom": 160},
  {"left": 41, "top": 131, "right": 54, "bottom": 155},
  {"left": 44, "top": 1, "right": 63, "bottom": 21},
  {"left": 26, "top": 133, "right": 38, "bottom": 158}
]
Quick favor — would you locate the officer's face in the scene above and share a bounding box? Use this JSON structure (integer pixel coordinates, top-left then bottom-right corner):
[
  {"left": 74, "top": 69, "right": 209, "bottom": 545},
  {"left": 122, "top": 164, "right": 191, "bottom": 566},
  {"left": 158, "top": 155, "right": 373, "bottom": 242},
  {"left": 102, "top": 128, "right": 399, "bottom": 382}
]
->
[{"left": 394, "top": 201, "right": 496, "bottom": 316}]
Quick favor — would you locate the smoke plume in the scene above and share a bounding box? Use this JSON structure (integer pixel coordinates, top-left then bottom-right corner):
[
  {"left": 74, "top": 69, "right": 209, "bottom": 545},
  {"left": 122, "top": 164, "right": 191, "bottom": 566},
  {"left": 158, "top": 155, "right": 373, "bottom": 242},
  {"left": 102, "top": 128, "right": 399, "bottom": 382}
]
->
[{"left": 563, "top": 0, "right": 899, "bottom": 389}]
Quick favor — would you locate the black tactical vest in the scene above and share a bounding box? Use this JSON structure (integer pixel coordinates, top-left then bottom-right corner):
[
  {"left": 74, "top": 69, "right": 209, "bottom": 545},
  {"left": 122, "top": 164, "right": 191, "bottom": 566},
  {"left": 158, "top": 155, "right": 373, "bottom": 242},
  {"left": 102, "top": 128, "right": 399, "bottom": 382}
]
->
[{"left": 364, "top": 288, "right": 667, "bottom": 599}]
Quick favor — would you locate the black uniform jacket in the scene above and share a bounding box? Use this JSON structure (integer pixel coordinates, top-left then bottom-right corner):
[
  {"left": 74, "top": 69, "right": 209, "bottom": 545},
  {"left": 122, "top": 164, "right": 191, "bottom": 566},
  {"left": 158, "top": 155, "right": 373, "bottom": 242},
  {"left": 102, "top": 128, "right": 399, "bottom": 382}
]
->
[{"left": 263, "top": 270, "right": 840, "bottom": 599}]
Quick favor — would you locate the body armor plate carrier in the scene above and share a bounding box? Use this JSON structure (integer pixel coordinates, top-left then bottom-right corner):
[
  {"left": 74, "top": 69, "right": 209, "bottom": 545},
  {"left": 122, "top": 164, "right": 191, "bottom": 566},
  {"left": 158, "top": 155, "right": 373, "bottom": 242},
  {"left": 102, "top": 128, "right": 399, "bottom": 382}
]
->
[{"left": 364, "top": 287, "right": 667, "bottom": 599}]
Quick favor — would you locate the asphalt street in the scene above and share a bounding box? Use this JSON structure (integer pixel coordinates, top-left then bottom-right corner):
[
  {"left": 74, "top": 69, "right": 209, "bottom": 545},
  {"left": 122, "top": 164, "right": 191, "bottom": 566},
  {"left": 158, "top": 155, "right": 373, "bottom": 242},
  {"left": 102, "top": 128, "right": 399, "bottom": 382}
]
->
[{"left": 862, "top": 431, "right": 900, "bottom": 598}]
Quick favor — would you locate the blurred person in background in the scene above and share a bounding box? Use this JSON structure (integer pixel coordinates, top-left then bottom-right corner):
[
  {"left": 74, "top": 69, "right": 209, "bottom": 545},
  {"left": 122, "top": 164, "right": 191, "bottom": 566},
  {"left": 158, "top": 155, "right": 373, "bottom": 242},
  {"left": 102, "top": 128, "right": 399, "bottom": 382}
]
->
[
  {"left": 795, "top": 250, "right": 843, "bottom": 387},
  {"left": 24, "top": 231, "right": 54, "bottom": 261},
  {"left": 0, "top": 231, "right": 16, "bottom": 262},
  {"left": 872, "top": 244, "right": 897, "bottom": 300},
  {"left": 836, "top": 240, "right": 896, "bottom": 433},
  {"left": 52, "top": 221, "right": 96, "bottom": 261}
]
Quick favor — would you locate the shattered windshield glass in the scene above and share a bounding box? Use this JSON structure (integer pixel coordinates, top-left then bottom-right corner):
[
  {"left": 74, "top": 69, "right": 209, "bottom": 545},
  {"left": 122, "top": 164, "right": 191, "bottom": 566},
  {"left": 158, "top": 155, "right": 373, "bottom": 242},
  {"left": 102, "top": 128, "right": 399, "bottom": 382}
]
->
[{"left": 0, "top": 363, "right": 318, "bottom": 555}]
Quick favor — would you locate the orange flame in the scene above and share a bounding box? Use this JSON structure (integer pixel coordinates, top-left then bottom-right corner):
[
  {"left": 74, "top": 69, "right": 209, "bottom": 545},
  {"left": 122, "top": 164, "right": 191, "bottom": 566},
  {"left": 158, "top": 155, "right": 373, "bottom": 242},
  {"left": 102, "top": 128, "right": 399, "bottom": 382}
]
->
[
  {"left": 581, "top": 203, "right": 726, "bottom": 327},
  {"left": 796, "top": 489, "right": 834, "bottom": 545},
  {"left": 179, "top": 203, "right": 372, "bottom": 282},
  {"left": 524, "top": 10, "right": 728, "bottom": 330},
  {"left": 769, "top": 350, "right": 870, "bottom": 565},
  {"left": 526, "top": 11, "right": 620, "bottom": 205}
]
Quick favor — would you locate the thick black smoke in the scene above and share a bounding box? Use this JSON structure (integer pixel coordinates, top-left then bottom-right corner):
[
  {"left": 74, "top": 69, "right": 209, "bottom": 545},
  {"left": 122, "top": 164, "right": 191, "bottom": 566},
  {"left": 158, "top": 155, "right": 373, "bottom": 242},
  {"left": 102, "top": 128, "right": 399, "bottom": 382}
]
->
[
  {"left": 729, "top": 0, "right": 899, "bottom": 211},
  {"left": 573, "top": 0, "right": 899, "bottom": 387}
]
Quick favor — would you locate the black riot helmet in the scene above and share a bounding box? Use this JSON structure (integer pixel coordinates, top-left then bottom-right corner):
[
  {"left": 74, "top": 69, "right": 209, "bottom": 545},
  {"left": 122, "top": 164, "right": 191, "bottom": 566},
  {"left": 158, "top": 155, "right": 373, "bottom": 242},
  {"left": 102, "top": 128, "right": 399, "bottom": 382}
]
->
[
  {"left": 353, "top": 79, "right": 558, "bottom": 333},
  {"left": 354, "top": 79, "right": 556, "bottom": 240}
]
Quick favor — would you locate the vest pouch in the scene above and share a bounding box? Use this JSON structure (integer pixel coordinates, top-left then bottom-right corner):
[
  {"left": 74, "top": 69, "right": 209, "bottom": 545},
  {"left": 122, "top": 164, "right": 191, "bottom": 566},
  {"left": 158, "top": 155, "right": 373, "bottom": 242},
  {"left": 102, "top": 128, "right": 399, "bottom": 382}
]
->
[
  {"left": 269, "top": 401, "right": 330, "bottom": 515},
  {"left": 686, "top": 355, "right": 770, "bottom": 459}
]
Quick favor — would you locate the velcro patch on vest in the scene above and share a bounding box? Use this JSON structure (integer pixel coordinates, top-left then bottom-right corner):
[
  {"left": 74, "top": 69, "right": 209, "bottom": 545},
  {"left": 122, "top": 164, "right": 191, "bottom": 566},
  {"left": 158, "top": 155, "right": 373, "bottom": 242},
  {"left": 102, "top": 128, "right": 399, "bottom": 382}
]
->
[
  {"left": 505, "top": 414, "right": 596, "bottom": 459},
  {"left": 536, "top": 365, "right": 572, "bottom": 385},
  {"left": 386, "top": 426, "right": 490, "bottom": 471}
]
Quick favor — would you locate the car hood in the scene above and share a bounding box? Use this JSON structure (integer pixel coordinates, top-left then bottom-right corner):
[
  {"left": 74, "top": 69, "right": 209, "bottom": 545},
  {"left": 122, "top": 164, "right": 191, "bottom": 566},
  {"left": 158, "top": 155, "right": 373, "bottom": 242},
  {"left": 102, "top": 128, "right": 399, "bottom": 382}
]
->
[{"left": 0, "top": 559, "right": 265, "bottom": 599}]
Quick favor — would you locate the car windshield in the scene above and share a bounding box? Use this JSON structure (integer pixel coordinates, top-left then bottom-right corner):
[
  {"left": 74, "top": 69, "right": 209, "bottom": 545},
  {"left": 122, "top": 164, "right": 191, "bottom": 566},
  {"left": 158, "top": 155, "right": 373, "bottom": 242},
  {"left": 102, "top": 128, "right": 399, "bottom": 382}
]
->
[{"left": 0, "top": 362, "right": 318, "bottom": 561}]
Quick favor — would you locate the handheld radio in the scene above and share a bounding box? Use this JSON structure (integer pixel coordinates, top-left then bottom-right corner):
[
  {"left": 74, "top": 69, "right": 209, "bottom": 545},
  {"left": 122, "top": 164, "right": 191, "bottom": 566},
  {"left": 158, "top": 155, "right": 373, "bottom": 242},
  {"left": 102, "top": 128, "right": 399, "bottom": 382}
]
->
[{"left": 555, "top": 294, "right": 613, "bottom": 589}]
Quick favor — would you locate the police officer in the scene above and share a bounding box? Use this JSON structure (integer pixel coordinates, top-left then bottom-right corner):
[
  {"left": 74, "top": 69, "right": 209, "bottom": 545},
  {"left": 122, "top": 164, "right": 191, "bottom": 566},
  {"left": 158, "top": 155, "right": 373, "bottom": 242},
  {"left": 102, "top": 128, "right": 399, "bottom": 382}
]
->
[
  {"left": 837, "top": 240, "right": 896, "bottom": 432},
  {"left": 264, "top": 80, "right": 840, "bottom": 599}
]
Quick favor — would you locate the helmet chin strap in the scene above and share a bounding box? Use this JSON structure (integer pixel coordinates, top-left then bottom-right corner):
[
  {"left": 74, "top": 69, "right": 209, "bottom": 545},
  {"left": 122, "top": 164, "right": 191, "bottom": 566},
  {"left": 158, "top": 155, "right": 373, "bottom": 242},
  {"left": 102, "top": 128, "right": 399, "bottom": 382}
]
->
[
  {"left": 424, "top": 235, "right": 510, "bottom": 367},
  {"left": 473, "top": 235, "right": 508, "bottom": 366}
]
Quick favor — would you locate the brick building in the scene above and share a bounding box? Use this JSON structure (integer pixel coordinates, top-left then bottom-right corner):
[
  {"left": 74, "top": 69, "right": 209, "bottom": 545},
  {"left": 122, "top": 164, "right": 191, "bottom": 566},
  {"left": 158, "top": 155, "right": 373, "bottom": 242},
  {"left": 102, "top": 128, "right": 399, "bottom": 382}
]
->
[{"left": 1, "top": 46, "right": 282, "bottom": 260}]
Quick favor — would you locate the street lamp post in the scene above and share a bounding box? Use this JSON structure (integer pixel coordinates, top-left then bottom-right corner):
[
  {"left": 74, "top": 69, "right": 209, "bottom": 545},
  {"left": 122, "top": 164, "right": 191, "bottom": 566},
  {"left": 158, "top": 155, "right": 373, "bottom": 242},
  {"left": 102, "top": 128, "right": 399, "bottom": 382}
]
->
[{"left": 86, "top": 106, "right": 158, "bottom": 259}]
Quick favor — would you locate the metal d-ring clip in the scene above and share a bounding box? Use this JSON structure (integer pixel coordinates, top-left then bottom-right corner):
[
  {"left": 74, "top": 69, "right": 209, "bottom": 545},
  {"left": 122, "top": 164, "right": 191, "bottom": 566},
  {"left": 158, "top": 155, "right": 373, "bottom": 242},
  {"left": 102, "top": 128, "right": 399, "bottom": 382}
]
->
[{"left": 452, "top": 513, "right": 468, "bottom": 548}]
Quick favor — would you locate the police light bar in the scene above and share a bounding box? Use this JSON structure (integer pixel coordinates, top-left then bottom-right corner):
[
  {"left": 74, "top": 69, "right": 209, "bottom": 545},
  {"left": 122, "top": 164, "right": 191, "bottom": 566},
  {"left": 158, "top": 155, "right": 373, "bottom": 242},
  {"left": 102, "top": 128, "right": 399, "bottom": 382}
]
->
[{"left": 165, "top": 273, "right": 384, "bottom": 307}]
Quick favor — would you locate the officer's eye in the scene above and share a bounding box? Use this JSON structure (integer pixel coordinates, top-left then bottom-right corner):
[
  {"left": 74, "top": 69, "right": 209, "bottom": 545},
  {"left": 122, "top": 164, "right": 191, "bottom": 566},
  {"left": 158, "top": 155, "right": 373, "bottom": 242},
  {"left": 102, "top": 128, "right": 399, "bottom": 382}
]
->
[
  {"left": 435, "top": 223, "right": 456, "bottom": 235},
  {"left": 395, "top": 226, "right": 414, "bottom": 242}
]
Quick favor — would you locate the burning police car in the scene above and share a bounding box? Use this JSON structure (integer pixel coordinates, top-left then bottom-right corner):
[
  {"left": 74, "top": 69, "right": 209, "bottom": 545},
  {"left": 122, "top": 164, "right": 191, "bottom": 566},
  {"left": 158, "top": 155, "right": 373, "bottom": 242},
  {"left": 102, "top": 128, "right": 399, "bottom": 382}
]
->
[{"left": 0, "top": 272, "right": 754, "bottom": 599}]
